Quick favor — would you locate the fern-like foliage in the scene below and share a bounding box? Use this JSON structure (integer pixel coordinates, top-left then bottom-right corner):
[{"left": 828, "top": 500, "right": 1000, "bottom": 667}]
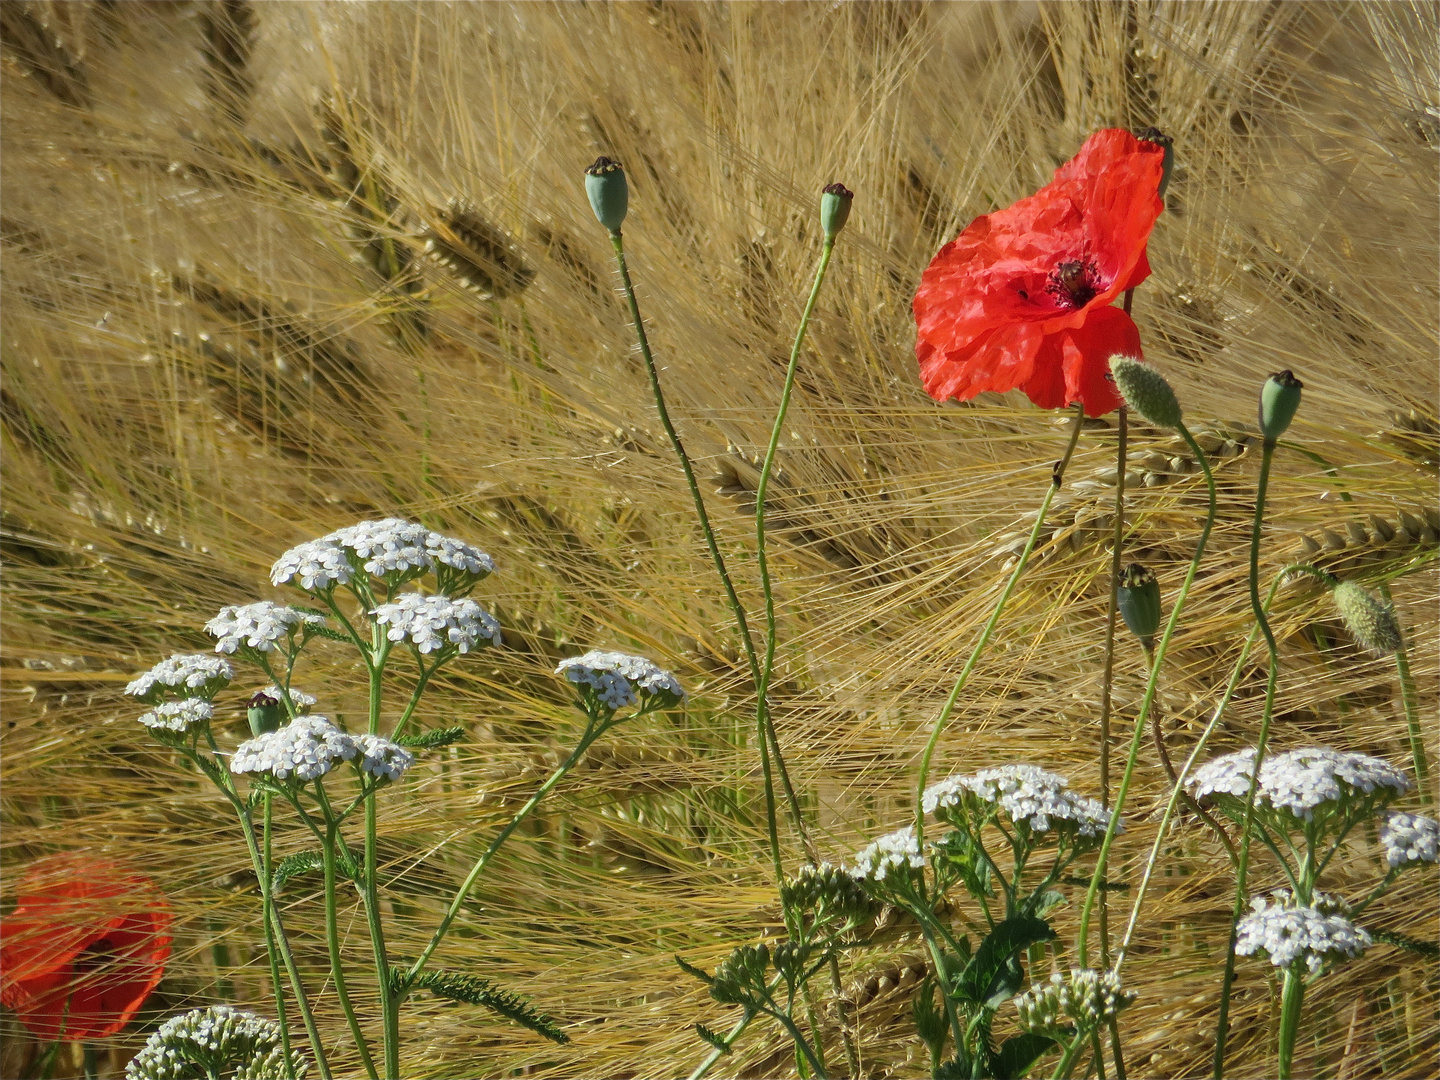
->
[
  {"left": 397, "top": 967, "right": 569, "bottom": 1044},
  {"left": 270, "top": 846, "right": 362, "bottom": 892},
  {"left": 1370, "top": 927, "right": 1440, "bottom": 959},
  {"left": 396, "top": 726, "right": 465, "bottom": 750}
]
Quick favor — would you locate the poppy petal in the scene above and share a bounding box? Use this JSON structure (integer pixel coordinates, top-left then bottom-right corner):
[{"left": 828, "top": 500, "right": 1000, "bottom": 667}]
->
[{"left": 1060, "top": 305, "right": 1143, "bottom": 417}]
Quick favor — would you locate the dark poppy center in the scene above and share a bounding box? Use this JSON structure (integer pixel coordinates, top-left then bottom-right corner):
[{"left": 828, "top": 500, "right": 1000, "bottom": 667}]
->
[{"left": 1046, "top": 259, "right": 1101, "bottom": 309}]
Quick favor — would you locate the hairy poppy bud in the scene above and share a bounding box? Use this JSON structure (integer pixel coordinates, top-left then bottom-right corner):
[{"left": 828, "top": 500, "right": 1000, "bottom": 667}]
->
[
  {"left": 1134, "top": 127, "right": 1175, "bottom": 201},
  {"left": 584, "top": 156, "right": 628, "bottom": 233},
  {"left": 1110, "top": 356, "right": 1183, "bottom": 429},
  {"left": 247, "top": 691, "right": 285, "bottom": 737},
  {"left": 820, "top": 182, "right": 853, "bottom": 240},
  {"left": 1331, "top": 580, "right": 1402, "bottom": 655},
  {"left": 1259, "top": 369, "right": 1303, "bottom": 444},
  {"left": 1117, "top": 564, "right": 1162, "bottom": 648}
]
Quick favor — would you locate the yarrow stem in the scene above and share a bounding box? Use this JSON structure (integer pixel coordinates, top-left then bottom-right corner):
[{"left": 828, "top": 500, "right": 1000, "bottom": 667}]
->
[
  {"left": 1277, "top": 968, "right": 1306, "bottom": 1079},
  {"left": 1077, "top": 421, "right": 1217, "bottom": 967},
  {"left": 605, "top": 230, "right": 807, "bottom": 882},
  {"left": 914, "top": 404, "right": 1086, "bottom": 856},
  {"left": 260, "top": 795, "right": 294, "bottom": 1079},
  {"left": 1213, "top": 438, "right": 1279, "bottom": 1079}
]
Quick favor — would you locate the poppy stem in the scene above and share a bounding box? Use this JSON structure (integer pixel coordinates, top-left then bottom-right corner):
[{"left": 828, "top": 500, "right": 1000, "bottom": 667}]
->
[
  {"left": 1076, "top": 421, "right": 1217, "bottom": 968},
  {"left": 1096, "top": 406, "right": 1127, "bottom": 968},
  {"left": 604, "top": 229, "right": 805, "bottom": 887},
  {"left": 1213, "top": 439, "right": 1280, "bottom": 1079},
  {"left": 913, "top": 403, "right": 1086, "bottom": 857}
]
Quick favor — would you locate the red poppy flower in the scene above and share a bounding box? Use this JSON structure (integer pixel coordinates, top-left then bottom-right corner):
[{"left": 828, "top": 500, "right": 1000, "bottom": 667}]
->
[
  {"left": 913, "top": 129, "right": 1166, "bottom": 417},
  {"left": 1, "top": 855, "right": 172, "bottom": 1042}
]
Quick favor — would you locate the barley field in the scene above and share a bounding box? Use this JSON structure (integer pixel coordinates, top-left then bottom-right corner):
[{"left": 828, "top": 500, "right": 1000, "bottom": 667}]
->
[{"left": 2, "top": 2, "right": 1436, "bottom": 1078}]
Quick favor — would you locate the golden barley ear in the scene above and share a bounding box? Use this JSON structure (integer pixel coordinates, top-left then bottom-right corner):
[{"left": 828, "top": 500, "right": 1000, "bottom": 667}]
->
[
  {"left": 0, "top": 2, "right": 90, "bottom": 109},
  {"left": 422, "top": 202, "right": 535, "bottom": 300},
  {"left": 197, "top": 0, "right": 257, "bottom": 129}
]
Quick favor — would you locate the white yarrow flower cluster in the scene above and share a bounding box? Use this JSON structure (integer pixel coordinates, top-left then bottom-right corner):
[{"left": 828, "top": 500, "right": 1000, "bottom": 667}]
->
[
  {"left": 270, "top": 537, "right": 354, "bottom": 590},
  {"left": 1235, "top": 893, "right": 1371, "bottom": 975},
  {"left": 126, "top": 1005, "right": 304, "bottom": 1080},
  {"left": 332, "top": 518, "right": 432, "bottom": 578},
  {"left": 231, "top": 716, "right": 357, "bottom": 782},
  {"left": 426, "top": 532, "right": 495, "bottom": 578},
  {"left": 372, "top": 593, "right": 501, "bottom": 654},
  {"left": 1016, "top": 968, "right": 1134, "bottom": 1033},
  {"left": 554, "top": 650, "right": 685, "bottom": 710},
  {"left": 850, "top": 827, "right": 925, "bottom": 882},
  {"left": 354, "top": 733, "right": 414, "bottom": 782},
  {"left": 1188, "top": 747, "right": 1412, "bottom": 822},
  {"left": 126, "top": 654, "right": 234, "bottom": 700},
  {"left": 924, "top": 764, "right": 1116, "bottom": 839},
  {"left": 1379, "top": 811, "right": 1438, "bottom": 869},
  {"left": 138, "top": 698, "right": 214, "bottom": 733},
  {"left": 205, "top": 602, "right": 325, "bottom": 654}
]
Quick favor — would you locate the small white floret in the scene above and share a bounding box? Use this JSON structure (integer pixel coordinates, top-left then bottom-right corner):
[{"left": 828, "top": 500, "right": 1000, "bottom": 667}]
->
[
  {"left": 138, "top": 698, "right": 214, "bottom": 733},
  {"left": 371, "top": 593, "right": 501, "bottom": 654},
  {"left": 554, "top": 649, "right": 685, "bottom": 710},
  {"left": 231, "top": 716, "right": 357, "bottom": 782},
  {"left": 206, "top": 602, "right": 325, "bottom": 654},
  {"left": 126, "top": 654, "right": 234, "bottom": 700},
  {"left": 1379, "top": 811, "right": 1438, "bottom": 869},
  {"left": 354, "top": 733, "right": 414, "bottom": 782}
]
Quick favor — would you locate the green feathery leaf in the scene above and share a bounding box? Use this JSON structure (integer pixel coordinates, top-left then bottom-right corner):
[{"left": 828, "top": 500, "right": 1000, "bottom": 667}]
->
[{"left": 402, "top": 968, "right": 569, "bottom": 1044}]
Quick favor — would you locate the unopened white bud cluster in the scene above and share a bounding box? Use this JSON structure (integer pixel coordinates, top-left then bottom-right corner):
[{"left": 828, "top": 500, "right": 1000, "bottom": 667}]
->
[
  {"left": 849, "top": 827, "right": 925, "bottom": 882},
  {"left": 1235, "top": 892, "right": 1371, "bottom": 975},
  {"left": 924, "top": 764, "right": 1116, "bottom": 839},
  {"left": 271, "top": 518, "right": 495, "bottom": 591},
  {"left": 554, "top": 650, "right": 685, "bottom": 710},
  {"left": 206, "top": 602, "right": 325, "bottom": 654},
  {"left": 138, "top": 698, "right": 214, "bottom": 733},
  {"left": 231, "top": 716, "right": 358, "bottom": 782},
  {"left": 126, "top": 654, "right": 234, "bottom": 701},
  {"left": 1187, "top": 747, "right": 1411, "bottom": 822},
  {"left": 371, "top": 593, "right": 501, "bottom": 654},
  {"left": 126, "top": 1005, "right": 305, "bottom": 1080},
  {"left": 1015, "top": 968, "right": 1134, "bottom": 1034},
  {"left": 1379, "top": 811, "right": 1438, "bottom": 869}
]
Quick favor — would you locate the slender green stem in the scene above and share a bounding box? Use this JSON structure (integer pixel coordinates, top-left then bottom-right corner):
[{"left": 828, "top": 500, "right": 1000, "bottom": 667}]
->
[
  {"left": 687, "top": 1007, "right": 758, "bottom": 1080},
  {"left": 767, "top": 1007, "right": 829, "bottom": 1079},
  {"left": 359, "top": 634, "right": 401, "bottom": 1079},
  {"left": 400, "top": 711, "right": 611, "bottom": 995},
  {"left": 1212, "top": 440, "right": 1279, "bottom": 1079},
  {"left": 1050, "top": 1030, "right": 1088, "bottom": 1080},
  {"left": 1378, "top": 581, "right": 1430, "bottom": 800},
  {"left": 915, "top": 405, "right": 1087, "bottom": 853},
  {"left": 388, "top": 659, "right": 435, "bottom": 744},
  {"left": 261, "top": 795, "right": 295, "bottom": 1079},
  {"left": 605, "top": 230, "right": 807, "bottom": 876},
  {"left": 318, "top": 790, "right": 379, "bottom": 1080},
  {"left": 754, "top": 238, "right": 835, "bottom": 841},
  {"left": 1097, "top": 405, "right": 1128, "bottom": 971},
  {"left": 1078, "top": 422, "right": 1217, "bottom": 966},
  {"left": 1276, "top": 967, "right": 1306, "bottom": 1079}
]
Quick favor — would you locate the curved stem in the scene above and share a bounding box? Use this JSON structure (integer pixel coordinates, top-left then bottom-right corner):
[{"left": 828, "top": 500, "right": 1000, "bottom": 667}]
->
[
  {"left": 1050, "top": 1030, "right": 1088, "bottom": 1080},
  {"left": 388, "top": 658, "right": 436, "bottom": 744},
  {"left": 1078, "top": 422, "right": 1217, "bottom": 966},
  {"left": 915, "top": 406, "right": 1086, "bottom": 855},
  {"left": 606, "top": 231, "right": 808, "bottom": 875},
  {"left": 1097, "top": 405, "right": 1128, "bottom": 969},
  {"left": 261, "top": 795, "right": 295, "bottom": 1079},
  {"left": 400, "top": 712, "right": 610, "bottom": 995},
  {"left": 754, "top": 239, "right": 836, "bottom": 854},
  {"left": 1379, "top": 581, "right": 1430, "bottom": 801},
  {"left": 319, "top": 790, "right": 379, "bottom": 1080},
  {"left": 687, "top": 1007, "right": 758, "bottom": 1080},
  {"left": 1212, "top": 440, "right": 1279, "bottom": 1079},
  {"left": 1276, "top": 967, "right": 1306, "bottom": 1079}
]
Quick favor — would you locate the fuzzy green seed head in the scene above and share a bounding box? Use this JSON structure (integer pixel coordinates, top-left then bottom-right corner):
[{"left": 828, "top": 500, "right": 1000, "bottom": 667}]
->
[
  {"left": 1109, "top": 356, "right": 1183, "bottom": 429},
  {"left": 820, "top": 182, "right": 853, "bottom": 240},
  {"left": 1331, "top": 580, "right": 1402, "bottom": 654},
  {"left": 584, "top": 156, "right": 628, "bottom": 233}
]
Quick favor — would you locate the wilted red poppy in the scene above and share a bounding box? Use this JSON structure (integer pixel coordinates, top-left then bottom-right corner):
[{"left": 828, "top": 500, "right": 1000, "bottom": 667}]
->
[
  {"left": 1, "top": 854, "right": 172, "bottom": 1042},
  {"left": 913, "top": 128, "right": 1166, "bottom": 417}
]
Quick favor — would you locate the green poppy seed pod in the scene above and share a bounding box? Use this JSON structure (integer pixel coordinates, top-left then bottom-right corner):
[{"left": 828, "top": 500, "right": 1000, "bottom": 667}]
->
[
  {"left": 1134, "top": 126, "right": 1175, "bottom": 202},
  {"left": 820, "top": 182, "right": 853, "bottom": 240},
  {"left": 1117, "top": 564, "right": 1162, "bottom": 648},
  {"left": 1109, "top": 356, "right": 1183, "bottom": 429},
  {"left": 1331, "top": 580, "right": 1402, "bottom": 655},
  {"left": 246, "top": 691, "right": 285, "bottom": 737},
  {"left": 1258, "top": 369, "right": 1303, "bottom": 444},
  {"left": 584, "top": 156, "right": 628, "bottom": 234}
]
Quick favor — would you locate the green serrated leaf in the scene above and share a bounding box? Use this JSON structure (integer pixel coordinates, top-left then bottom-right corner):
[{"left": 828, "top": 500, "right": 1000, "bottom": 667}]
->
[
  {"left": 271, "top": 850, "right": 325, "bottom": 892},
  {"left": 989, "top": 1033, "right": 1057, "bottom": 1079},
  {"left": 308, "top": 625, "right": 352, "bottom": 643},
  {"left": 958, "top": 915, "right": 1057, "bottom": 1009},
  {"left": 396, "top": 725, "right": 465, "bottom": 750},
  {"left": 674, "top": 954, "right": 714, "bottom": 985},
  {"left": 401, "top": 967, "right": 569, "bottom": 1044},
  {"left": 694, "top": 1022, "right": 731, "bottom": 1055},
  {"left": 935, "top": 1052, "right": 972, "bottom": 1079},
  {"left": 1369, "top": 927, "right": 1440, "bottom": 958}
]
